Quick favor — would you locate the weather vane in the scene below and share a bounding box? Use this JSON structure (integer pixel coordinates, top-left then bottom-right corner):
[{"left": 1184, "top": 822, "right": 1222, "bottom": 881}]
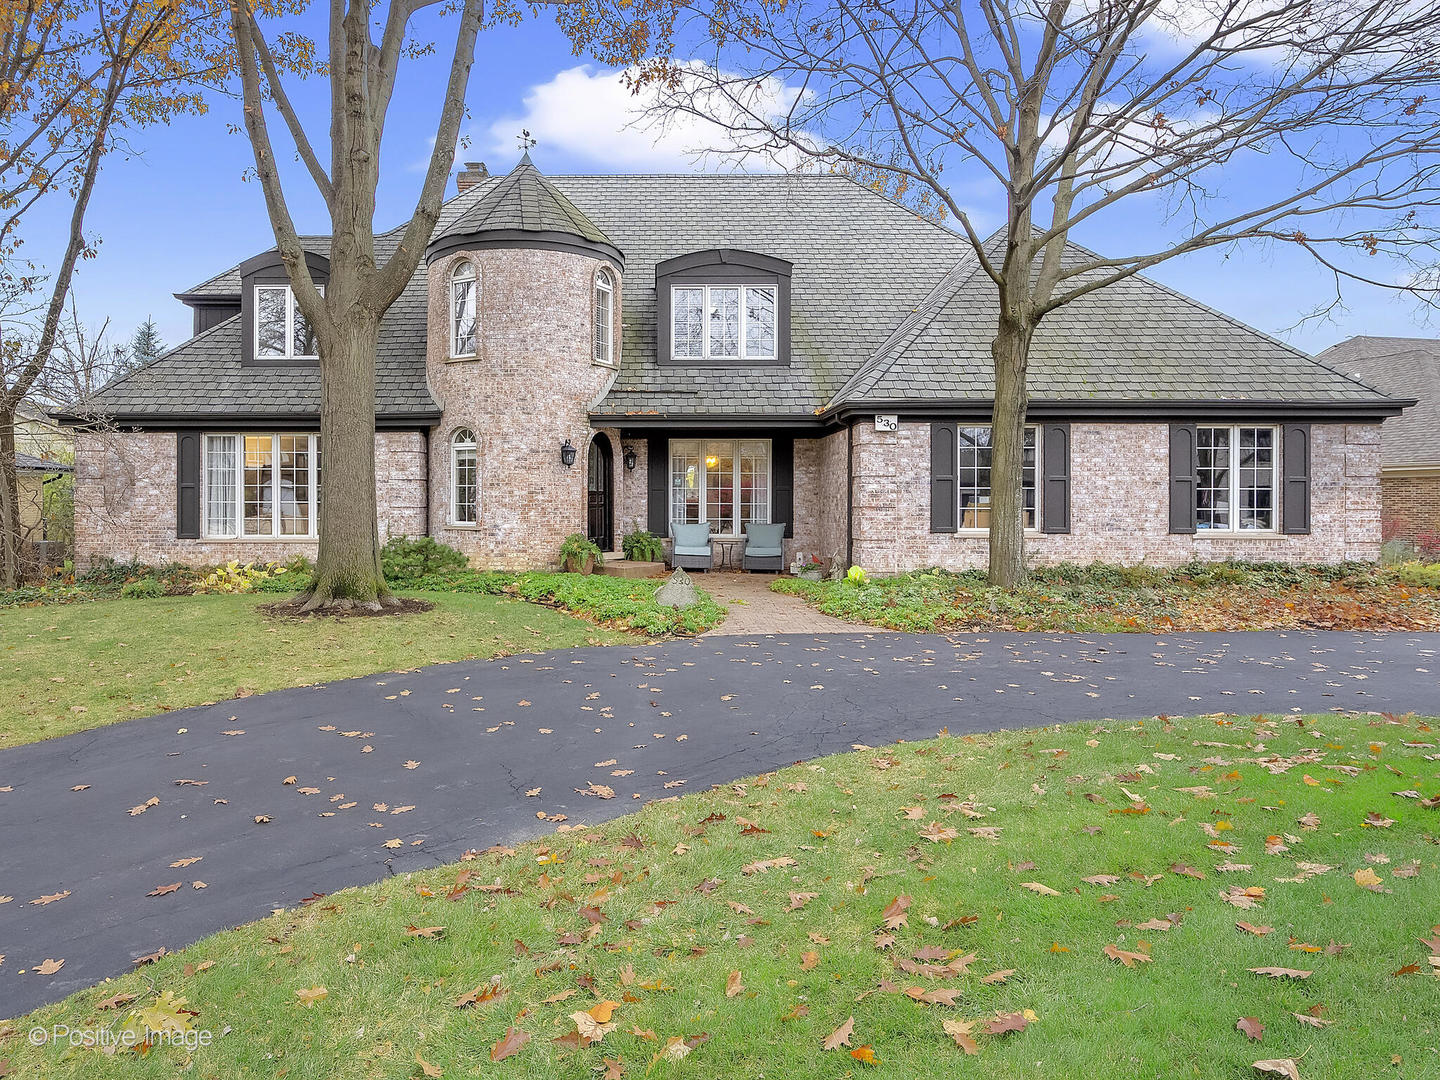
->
[{"left": 517, "top": 129, "right": 536, "bottom": 152}]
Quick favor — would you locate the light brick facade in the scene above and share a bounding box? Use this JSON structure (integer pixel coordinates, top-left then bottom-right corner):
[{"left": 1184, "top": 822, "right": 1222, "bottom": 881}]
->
[
  {"left": 425, "top": 247, "right": 628, "bottom": 568},
  {"left": 73, "top": 430, "right": 426, "bottom": 569},
  {"left": 849, "top": 421, "right": 1381, "bottom": 571}
]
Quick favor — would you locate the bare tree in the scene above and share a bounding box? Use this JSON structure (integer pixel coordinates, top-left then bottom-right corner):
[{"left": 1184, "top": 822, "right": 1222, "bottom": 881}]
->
[
  {"left": 227, "top": 0, "right": 669, "bottom": 611},
  {"left": 0, "top": 0, "right": 219, "bottom": 586},
  {"left": 630, "top": 0, "right": 1440, "bottom": 585}
]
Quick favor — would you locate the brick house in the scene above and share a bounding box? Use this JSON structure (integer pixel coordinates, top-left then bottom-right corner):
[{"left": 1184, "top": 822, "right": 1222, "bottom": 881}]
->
[
  {"left": 1316, "top": 336, "right": 1439, "bottom": 552},
  {"left": 66, "top": 155, "right": 1411, "bottom": 573}
]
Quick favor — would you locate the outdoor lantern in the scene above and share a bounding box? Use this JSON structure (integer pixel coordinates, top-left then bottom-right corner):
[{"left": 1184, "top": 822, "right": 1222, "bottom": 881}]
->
[
  {"left": 560, "top": 439, "right": 577, "bottom": 467},
  {"left": 623, "top": 445, "right": 637, "bottom": 471}
]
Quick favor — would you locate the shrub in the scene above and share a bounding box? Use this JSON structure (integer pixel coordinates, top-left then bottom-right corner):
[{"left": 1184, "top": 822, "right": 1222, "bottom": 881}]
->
[
  {"left": 1389, "top": 561, "right": 1440, "bottom": 589},
  {"left": 558, "top": 533, "right": 604, "bottom": 573},
  {"left": 120, "top": 577, "right": 166, "bottom": 599},
  {"left": 381, "top": 535, "right": 468, "bottom": 585},
  {"left": 192, "top": 561, "right": 286, "bottom": 595},
  {"left": 621, "top": 529, "right": 665, "bottom": 563}
]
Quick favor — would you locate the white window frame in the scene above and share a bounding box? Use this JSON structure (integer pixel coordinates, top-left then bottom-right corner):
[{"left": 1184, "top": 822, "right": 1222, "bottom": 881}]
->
[
  {"left": 254, "top": 284, "right": 322, "bottom": 361},
  {"left": 593, "top": 268, "right": 615, "bottom": 366},
  {"left": 667, "top": 438, "right": 772, "bottom": 537},
  {"left": 1195, "top": 424, "right": 1279, "bottom": 534},
  {"left": 202, "top": 433, "right": 320, "bottom": 540},
  {"left": 953, "top": 424, "right": 1041, "bottom": 535},
  {"left": 450, "top": 261, "right": 477, "bottom": 359},
  {"left": 670, "top": 284, "right": 778, "bottom": 361},
  {"left": 450, "top": 428, "right": 479, "bottom": 526}
]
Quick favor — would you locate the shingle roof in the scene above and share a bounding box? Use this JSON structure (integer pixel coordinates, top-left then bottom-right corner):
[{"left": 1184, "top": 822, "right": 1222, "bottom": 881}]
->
[
  {"left": 429, "top": 154, "right": 615, "bottom": 253},
  {"left": 15, "top": 452, "right": 71, "bottom": 472},
  {"left": 826, "top": 230, "right": 1395, "bottom": 410},
  {"left": 99, "top": 162, "right": 1400, "bottom": 425},
  {"left": 1315, "top": 336, "right": 1438, "bottom": 466}
]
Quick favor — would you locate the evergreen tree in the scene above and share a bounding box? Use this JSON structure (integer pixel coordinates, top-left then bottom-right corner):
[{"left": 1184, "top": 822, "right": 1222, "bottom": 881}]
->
[{"left": 128, "top": 316, "right": 164, "bottom": 366}]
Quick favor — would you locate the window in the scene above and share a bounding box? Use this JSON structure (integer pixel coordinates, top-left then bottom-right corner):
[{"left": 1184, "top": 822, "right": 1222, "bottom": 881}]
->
[
  {"left": 669, "top": 439, "right": 770, "bottom": 535},
  {"left": 1196, "top": 425, "right": 1276, "bottom": 531},
  {"left": 593, "top": 268, "right": 615, "bottom": 364},
  {"left": 255, "top": 285, "right": 320, "bottom": 360},
  {"left": 203, "top": 433, "right": 320, "bottom": 539},
  {"left": 450, "top": 428, "right": 478, "bottom": 525},
  {"left": 955, "top": 426, "right": 1038, "bottom": 531},
  {"left": 671, "top": 285, "right": 777, "bottom": 360},
  {"left": 451, "top": 261, "right": 477, "bottom": 357}
]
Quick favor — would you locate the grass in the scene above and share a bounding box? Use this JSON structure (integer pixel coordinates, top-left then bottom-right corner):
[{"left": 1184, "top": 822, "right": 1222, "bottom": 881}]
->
[
  {"left": 6, "top": 710, "right": 1437, "bottom": 1078},
  {"left": 774, "top": 561, "right": 1440, "bottom": 633},
  {"left": 0, "top": 592, "right": 623, "bottom": 748}
]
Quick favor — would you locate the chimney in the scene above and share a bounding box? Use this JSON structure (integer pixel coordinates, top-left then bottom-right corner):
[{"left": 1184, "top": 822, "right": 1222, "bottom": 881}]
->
[{"left": 456, "top": 161, "right": 488, "bottom": 193}]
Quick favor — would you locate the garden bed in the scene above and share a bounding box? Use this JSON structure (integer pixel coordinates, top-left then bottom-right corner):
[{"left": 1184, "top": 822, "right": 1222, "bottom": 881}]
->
[{"left": 773, "top": 561, "right": 1440, "bottom": 633}]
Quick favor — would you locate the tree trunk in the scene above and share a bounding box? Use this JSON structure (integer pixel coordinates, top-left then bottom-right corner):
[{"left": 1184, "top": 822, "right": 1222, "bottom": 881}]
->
[
  {"left": 987, "top": 312, "right": 1036, "bottom": 588},
  {"left": 0, "top": 411, "right": 20, "bottom": 589},
  {"left": 301, "top": 311, "right": 391, "bottom": 611}
]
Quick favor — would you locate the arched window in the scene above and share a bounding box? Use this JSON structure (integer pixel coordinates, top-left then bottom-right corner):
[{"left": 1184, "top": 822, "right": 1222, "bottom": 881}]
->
[
  {"left": 450, "top": 428, "right": 478, "bottom": 524},
  {"left": 593, "top": 267, "right": 615, "bottom": 365},
  {"left": 450, "top": 261, "right": 477, "bottom": 357}
]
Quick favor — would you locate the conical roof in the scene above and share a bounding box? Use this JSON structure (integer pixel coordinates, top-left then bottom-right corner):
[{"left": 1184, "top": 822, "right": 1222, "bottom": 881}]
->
[{"left": 426, "top": 154, "right": 622, "bottom": 265}]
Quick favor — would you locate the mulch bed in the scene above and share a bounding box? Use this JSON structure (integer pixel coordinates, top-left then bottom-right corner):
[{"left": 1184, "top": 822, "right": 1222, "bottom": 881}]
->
[{"left": 259, "top": 597, "right": 435, "bottom": 619}]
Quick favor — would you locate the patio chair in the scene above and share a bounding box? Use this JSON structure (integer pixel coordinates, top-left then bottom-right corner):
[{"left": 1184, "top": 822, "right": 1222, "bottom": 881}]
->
[
  {"left": 669, "top": 521, "right": 714, "bottom": 571},
  {"left": 742, "top": 522, "right": 786, "bottom": 572}
]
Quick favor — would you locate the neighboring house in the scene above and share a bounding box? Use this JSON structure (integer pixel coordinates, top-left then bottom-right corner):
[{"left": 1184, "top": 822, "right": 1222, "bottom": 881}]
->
[
  {"left": 64, "top": 155, "right": 1409, "bottom": 573},
  {"left": 13, "top": 452, "right": 72, "bottom": 544},
  {"left": 16, "top": 400, "right": 71, "bottom": 462},
  {"left": 1315, "top": 336, "right": 1440, "bottom": 548}
]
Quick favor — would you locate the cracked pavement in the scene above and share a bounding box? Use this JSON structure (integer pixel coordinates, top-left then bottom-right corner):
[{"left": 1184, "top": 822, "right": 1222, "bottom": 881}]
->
[{"left": 3, "top": 628, "right": 1438, "bottom": 1016}]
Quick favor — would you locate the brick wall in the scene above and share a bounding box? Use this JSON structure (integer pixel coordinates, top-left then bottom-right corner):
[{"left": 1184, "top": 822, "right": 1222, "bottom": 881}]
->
[
  {"left": 790, "top": 431, "right": 849, "bottom": 570},
  {"left": 73, "top": 430, "right": 426, "bottom": 569},
  {"left": 426, "top": 247, "right": 625, "bottom": 568},
  {"left": 850, "top": 421, "right": 1381, "bottom": 571},
  {"left": 1381, "top": 473, "right": 1440, "bottom": 545}
]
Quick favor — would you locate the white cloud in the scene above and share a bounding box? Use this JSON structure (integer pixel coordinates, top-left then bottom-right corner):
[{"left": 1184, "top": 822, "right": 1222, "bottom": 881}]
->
[{"left": 479, "top": 63, "right": 808, "bottom": 172}]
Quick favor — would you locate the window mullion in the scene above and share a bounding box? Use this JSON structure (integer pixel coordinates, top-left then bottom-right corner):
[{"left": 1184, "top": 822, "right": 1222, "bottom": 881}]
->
[{"left": 1231, "top": 428, "right": 1240, "bottom": 534}]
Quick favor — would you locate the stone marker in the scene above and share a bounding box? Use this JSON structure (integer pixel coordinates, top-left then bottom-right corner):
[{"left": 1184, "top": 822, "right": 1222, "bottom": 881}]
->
[{"left": 654, "top": 568, "right": 699, "bottom": 609}]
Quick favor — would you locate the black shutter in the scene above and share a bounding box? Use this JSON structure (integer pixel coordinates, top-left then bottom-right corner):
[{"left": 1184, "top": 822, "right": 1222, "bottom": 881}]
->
[
  {"left": 930, "top": 421, "right": 957, "bottom": 533},
  {"left": 772, "top": 437, "right": 794, "bottom": 538},
  {"left": 646, "top": 436, "right": 668, "bottom": 536},
  {"left": 1040, "top": 423, "right": 1071, "bottom": 534},
  {"left": 176, "top": 431, "right": 201, "bottom": 539},
  {"left": 1168, "top": 423, "right": 1198, "bottom": 534},
  {"left": 1282, "top": 424, "right": 1312, "bottom": 535}
]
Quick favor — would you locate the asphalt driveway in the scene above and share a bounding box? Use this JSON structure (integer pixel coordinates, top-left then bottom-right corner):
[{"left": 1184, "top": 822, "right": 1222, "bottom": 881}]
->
[{"left": 2, "top": 628, "right": 1438, "bottom": 1017}]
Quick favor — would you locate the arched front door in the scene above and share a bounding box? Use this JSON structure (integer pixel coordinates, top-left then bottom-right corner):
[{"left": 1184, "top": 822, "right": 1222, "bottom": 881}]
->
[{"left": 587, "top": 434, "right": 614, "bottom": 552}]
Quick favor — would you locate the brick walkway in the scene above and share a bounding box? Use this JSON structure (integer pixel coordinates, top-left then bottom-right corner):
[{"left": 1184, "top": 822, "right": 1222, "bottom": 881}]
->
[{"left": 698, "top": 571, "right": 887, "bottom": 636}]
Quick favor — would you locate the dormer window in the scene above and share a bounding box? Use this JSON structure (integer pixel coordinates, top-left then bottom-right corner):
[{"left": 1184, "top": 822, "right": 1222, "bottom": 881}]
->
[
  {"left": 255, "top": 285, "right": 321, "bottom": 360},
  {"left": 450, "top": 261, "right": 477, "bottom": 358},
  {"left": 655, "top": 249, "right": 791, "bottom": 366},
  {"left": 593, "top": 267, "right": 615, "bottom": 365}
]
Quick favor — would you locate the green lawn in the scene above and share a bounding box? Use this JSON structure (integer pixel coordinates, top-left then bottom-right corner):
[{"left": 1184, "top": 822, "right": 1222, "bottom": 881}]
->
[
  {"left": 7, "top": 711, "right": 1436, "bottom": 1078},
  {"left": 0, "top": 593, "right": 623, "bottom": 747},
  {"left": 776, "top": 561, "right": 1440, "bottom": 633}
]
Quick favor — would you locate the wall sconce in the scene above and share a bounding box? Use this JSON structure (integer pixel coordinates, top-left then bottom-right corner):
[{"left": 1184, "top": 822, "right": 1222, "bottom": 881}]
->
[
  {"left": 560, "top": 439, "right": 577, "bottom": 467},
  {"left": 623, "top": 445, "right": 637, "bottom": 471}
]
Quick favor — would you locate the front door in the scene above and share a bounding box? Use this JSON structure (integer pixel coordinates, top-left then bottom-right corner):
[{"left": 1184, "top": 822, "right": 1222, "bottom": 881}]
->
[{"left": 587, "top": 434, "right": 614, "bottom": 551}]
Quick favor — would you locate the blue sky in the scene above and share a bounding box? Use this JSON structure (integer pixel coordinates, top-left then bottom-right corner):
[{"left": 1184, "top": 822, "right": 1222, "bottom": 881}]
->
[{"left": 25, "top": 15, "right": 1437, "bottom": 357}]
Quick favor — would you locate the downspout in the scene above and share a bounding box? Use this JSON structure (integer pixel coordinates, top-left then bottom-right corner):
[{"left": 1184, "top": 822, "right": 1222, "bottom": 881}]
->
[
  {"left": 421, "top": 428, "right": 431, "bottom": 536},
  {"left": 845, "top": 422, "right": 854, "bottom": 569}
]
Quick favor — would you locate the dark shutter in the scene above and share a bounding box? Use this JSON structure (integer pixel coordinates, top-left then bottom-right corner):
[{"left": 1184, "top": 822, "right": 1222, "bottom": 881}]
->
[
  {"left": 771, "top": 437, "right": 794, "bottom": 538},
  {"left": 1040, "top": 423, "right": 1071, "bottom": 534},
  {"left": 176, "top": 431, "right": 201, "bottom": 539},
  {"left": 1282, "top": 423, "right": 1312, "bottom": 535},
  {"left": 1168, "top": 423, "right": 1198, "bottom": 534},
  {"left": 930, "top": 421, "right": 957, "bottom": 533},
  {"left": 646, "top": 435, "right": 668, "bottom": 536}
]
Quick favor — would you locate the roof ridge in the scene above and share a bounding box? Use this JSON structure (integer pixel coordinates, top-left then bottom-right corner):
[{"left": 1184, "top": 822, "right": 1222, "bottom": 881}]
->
[{"left": 825, "top": 246, "right": 988, "bottom": 410}]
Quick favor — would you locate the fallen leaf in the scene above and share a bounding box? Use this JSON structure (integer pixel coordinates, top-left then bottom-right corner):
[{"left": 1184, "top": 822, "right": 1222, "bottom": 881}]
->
[
  {"left": 850, "top": 1045, "right": 881, "bottom": 1065},
  {"left": 414, "top": 1050, "right": 442, "bottom": 1078},
  {"left": 1103, "top": 944, "right": 1152, "bottom": 967},
  {"left": 1249, "top": 967, "right": 1312, "bottom": 980},
  {"left": 33, "top": 958, "right": 64, "bottom": 975},
  {"left": 822, "top": 1016, "right": 855, "bottom": 1050},
  {"left": 1236, "top": 922, "right": 1274, "bottom": 936},
  {"left": 1237, "top": 1017, "right": 1265, "bottom": 1042},
  {"left": 491, "top": 1027, "right": 530, "bottom": 1062},
  {"left": 146, "top": 882, "right": 181, "bottom": 897},
  {"left": 942, "top": 1019, "right": 979, "bottom": 1055},
  {"left": 725, "top": 970, "right": 745, "bottom": 998},
  {"left": 295, "top": 985, "right": 327, "bottom": 1007},
  {"left": 1252, "top": 1059, "right": 1301, "bottom": 1080},
  {"left": 1019, "top": 881, "right": 1060, "bottom": 896}
]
